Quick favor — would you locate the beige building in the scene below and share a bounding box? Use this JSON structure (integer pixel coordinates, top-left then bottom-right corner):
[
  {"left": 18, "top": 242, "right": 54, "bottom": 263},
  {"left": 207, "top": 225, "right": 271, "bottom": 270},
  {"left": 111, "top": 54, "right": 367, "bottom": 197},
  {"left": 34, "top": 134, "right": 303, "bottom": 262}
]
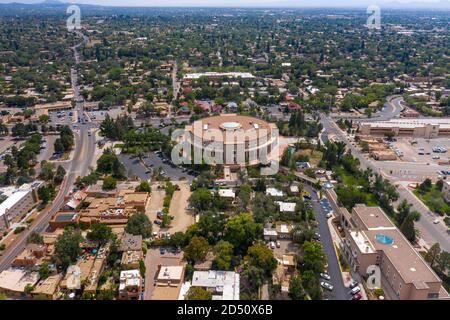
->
[
  {"left": 0, "top": 269, "right": 39, "bottom": 297},
  {"left": 359, "top": 118, "right": 450, "bottom": 138},
  {"left": 338, "top": 204, "right": 449, "bottom": 300},
  {"left": 32, "top": 274, "right": 63, "bottom": 300},
  {"left": 182, "top": 114, "right": 278, "bottom": 167},
  {"left": 0, "top": 182, "right": 42, "bottom": 231}
]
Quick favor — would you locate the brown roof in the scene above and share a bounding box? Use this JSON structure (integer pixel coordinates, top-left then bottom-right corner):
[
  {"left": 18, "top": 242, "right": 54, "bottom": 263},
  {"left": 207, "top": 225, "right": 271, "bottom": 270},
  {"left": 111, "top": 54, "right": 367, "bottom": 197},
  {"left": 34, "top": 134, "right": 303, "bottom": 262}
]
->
[
  {"left": 352, "top": 204, "right": 396, "bottom": 230},
  {"left": 188, "top": 114, "right": 275, "bottom": 133},
  {"left": 365, "top": 229, "right": 441, "bottom": 285}
]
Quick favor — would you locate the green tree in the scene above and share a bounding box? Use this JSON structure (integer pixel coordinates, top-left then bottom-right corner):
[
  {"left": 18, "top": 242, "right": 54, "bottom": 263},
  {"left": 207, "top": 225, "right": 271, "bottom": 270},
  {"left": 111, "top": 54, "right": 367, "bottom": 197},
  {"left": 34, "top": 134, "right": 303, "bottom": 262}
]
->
[
  {"left": 137, "top": 180, "right": 151, "bottom": 192},
  {"left": 213, "top": 240, "right": 234, "bottom": 270},
  {"left": 188, "top": 188, "right": 214, "bottom": 213},
  {"left": 225, "top": 213, "right": 262, "bottom": 254},
  {"left": 102, "top": 176, "right": 117, "bottom": 190},
  {"left": 424, "top": 243, "right": 441, "bottom": 268},
  {"left": 53, "top": 227, "right": 84, "bottom": 270},
  {"left": 125, "top": 212, "right": 152, "bottom": 238},
  {"left": 289, "top": 275, "right": 306, "bottom": 300},
  {"left": 400, "top": 214, "right": 416, "bottom": 242},
  {"left": 245, "top": 243, "right": 277, "bottom": 276},
  {"left": 139, "top": 259, "right": 146, "bottom": 278},
  {"left": 39, "top": 161, "right": 55, "bottom": 181},
  {"left": 184, "top": 236, "right": 210, "bottom": 263},
  {"left": 302, "top": 241, "right": 326, "bottom": 274},
  {"left": 27, "top": 232, "right": 44, "bottom": 245},
  {"left": 39, "top": 262, "right": 51, "bottom": 280},
  {"left": 87, "top": 223, "right": 113, "bottom": 246},
  {"left": 54, "top": 165, "right": 66, "bottom": 184},
  {"left": 38, "top": 184, "right": 56, "bottom": 205}
]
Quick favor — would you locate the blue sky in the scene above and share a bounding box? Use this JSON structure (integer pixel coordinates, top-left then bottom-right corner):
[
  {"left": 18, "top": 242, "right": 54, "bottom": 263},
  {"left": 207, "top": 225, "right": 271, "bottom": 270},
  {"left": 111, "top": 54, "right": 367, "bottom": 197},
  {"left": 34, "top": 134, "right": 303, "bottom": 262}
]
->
[{"left": 1, "top": 0, "right": 449, "bottom": 8}]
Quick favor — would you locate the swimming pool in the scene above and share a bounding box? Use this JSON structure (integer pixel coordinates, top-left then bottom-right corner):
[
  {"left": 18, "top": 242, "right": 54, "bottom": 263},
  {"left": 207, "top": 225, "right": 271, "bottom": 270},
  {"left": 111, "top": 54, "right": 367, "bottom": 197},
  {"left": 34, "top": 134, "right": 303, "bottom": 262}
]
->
[{"left": 375, "top": 234, "right": 394, "bottom": 245}]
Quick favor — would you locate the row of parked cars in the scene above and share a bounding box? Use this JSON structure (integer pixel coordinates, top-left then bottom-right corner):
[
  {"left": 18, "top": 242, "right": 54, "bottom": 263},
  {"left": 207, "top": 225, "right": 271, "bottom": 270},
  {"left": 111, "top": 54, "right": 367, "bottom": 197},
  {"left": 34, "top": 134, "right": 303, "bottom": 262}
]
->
[{"left": 432, "top": 146, "right": 447, "bottom": 153}]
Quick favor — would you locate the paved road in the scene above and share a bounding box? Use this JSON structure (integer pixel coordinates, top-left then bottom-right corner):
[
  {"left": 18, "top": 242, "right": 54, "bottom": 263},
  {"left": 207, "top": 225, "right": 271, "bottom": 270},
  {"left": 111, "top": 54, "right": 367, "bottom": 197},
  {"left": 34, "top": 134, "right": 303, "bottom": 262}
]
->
[
  {"left": 304, "top": 184, "right": 349, "bottom": 300},
  {"left": 332, "top": 95, "right": 404, "bottom": 123},
  {"left": 320, "top": 114, "right": 450, "bottom": 251},
  {"left": 0, "top": 30, "right": 95, "bottom": 271},
  {"left": 396, "top": 183, "right": 450, "bottom": 252}
]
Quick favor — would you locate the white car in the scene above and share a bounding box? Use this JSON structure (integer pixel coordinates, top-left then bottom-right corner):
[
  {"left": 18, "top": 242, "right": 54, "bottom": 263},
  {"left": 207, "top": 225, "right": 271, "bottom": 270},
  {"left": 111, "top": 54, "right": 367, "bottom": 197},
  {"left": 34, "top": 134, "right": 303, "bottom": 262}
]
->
[
  {"left": 320, "top": 281, "right": 333, "bottom": 291},
  {"left": 433, "top": 219, "right": 440, "bottom": 224},
  {"left": 351, "top": 286, "right": 361, "bottom": 295},
  {"left": 270, "top": 241, "right": 275, "bottom": 249},
  {"left": 320, "top": 273, "right": 331, "bottom": 281},
  {"left": 432, "top": 155, "right": 440, "bottom": 160},
  {"left": 326, "top": 212, "right": 333, "bottom": 219}
]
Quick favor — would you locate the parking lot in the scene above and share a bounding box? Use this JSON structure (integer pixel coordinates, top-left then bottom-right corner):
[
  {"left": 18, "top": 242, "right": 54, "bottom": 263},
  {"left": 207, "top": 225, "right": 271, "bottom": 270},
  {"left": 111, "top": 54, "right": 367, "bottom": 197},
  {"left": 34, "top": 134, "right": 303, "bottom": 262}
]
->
[
  {"left": 391, "top": 137, "right": 449, "bottom": 165},
  {"left": 48, "top": 110, "right": 74, "bottom": 124},
  {"left": 86, "top": 107, "right": 123, "bottom": 123}
]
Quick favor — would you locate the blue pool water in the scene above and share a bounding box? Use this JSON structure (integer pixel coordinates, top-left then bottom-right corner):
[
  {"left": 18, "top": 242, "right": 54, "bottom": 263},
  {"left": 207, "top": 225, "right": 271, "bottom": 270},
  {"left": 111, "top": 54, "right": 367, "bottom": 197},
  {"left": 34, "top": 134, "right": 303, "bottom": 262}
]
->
[{"left": 375, "top": 234, "right": 394, "bottom": 245}]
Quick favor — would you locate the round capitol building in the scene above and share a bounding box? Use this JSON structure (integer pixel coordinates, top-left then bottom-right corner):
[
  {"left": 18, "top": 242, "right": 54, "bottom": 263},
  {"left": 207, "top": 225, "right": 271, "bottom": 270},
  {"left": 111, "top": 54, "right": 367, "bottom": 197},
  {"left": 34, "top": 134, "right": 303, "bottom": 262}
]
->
[{"left": 183, "top": 114, "right": 279, "bottom": 166}]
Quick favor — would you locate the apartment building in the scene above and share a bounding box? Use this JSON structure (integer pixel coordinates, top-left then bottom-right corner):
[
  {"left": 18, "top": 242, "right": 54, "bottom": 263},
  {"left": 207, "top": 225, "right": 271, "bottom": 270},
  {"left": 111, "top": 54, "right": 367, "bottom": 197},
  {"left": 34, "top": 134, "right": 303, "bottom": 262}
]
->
[
  {"left": 338, "top": 204, "right": 449, "bottom": 300},
  {"left": 0, "top": 182, "right": 42, "bottom": 231}
]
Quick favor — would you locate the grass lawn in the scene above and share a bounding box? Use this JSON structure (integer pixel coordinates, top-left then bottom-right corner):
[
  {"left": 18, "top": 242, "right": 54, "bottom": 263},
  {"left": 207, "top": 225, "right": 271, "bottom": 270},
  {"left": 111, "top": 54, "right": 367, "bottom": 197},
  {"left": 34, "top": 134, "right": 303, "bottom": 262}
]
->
[
  {"left": 414, "top": 187, "right": 450, "bottom": 216},
  {"left": 295, "top": 149, "right": 323, "bottom": 167}
]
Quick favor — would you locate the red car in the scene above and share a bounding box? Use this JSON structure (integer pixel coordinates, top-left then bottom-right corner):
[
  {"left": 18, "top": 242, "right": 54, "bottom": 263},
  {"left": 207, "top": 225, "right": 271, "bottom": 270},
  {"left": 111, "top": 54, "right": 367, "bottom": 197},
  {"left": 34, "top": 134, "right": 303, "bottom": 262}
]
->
[{"left": 352, "top": 293, "right": 362, "bottom": 300}]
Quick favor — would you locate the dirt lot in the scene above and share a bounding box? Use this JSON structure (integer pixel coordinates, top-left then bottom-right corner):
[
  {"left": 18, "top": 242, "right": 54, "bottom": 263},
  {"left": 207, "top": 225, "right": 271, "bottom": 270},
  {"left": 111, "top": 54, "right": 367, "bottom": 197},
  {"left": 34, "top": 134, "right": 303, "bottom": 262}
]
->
[
  {"left": 167, "top": 181, "right": 194, "bottom": 233},
  {"left": 149, "top": 181, "right": 194, "bottom": 235},
  {"left": 146, "top": 184, "right": 165, "bottom": 224},
  {"left": 272, "top": 239, "right": 299, "bottom": 260}
]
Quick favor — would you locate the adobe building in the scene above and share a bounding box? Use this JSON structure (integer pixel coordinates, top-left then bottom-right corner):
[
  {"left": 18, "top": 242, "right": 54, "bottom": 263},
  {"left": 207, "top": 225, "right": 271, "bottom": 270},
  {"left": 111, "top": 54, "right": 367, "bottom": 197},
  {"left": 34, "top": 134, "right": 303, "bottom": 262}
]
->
[{"left": 338, "top": 203, "right": 449, "bottom": 300}]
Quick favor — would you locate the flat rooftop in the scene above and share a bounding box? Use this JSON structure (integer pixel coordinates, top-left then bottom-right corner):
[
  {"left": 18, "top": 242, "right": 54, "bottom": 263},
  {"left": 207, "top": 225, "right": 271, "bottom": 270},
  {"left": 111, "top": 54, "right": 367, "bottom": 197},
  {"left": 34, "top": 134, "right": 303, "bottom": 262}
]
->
[
  {"left": 0, "top": 190, "right": 30, "bottom": 218},
  {"left": 364, "top": 228, "right": 441, "bottom": 285},
  {"left": 192, "top": 270, "right": 240, "bottom": 300},
  {"left": 361, "top": 118, "right": 450, "bottom": 129},
  {"left": 183, "top": 72, "right": 255, "bottom": 80},
  {"left": 0, "top": 269, "right": 39, "bottom": 293},
  {"left": 352, "top": 204, "right": 396, "bottom": 230},
  {"left": 189, "top": 114, "right": 274, "bottom": 133}
]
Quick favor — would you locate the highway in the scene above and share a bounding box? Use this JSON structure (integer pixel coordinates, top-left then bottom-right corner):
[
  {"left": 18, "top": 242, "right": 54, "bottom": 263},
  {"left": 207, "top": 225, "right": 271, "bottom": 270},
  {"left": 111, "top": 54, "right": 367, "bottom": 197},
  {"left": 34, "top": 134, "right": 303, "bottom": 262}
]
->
[
  {"left": 0, "top": 30, "right": 95, "bottom": 271},
  {"left": 320, "top": 114, "right": 450, "bottom": 252}
]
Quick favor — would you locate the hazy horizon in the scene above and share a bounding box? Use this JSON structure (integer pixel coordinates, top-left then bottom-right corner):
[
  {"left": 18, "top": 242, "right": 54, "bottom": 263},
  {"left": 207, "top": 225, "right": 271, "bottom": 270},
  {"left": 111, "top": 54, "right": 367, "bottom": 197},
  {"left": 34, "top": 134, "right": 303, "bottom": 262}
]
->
[{"left": 1, "top": 0, "right": 449, "bottom": 9}]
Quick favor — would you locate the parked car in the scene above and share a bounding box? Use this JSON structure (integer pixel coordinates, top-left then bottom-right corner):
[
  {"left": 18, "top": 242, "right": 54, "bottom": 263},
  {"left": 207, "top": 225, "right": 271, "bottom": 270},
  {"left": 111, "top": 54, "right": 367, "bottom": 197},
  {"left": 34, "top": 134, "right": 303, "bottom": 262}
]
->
[
  {"left": 351, "top": 286, "right": 361, "bottom": 295},
  {"left": 320, "top": 281, "right": 333, "bottom": 291},
  {"left": 349, "top": 280, "right": 359, "bottom": 289},
  {"left": 433, "top": 219, "right": 440, "bottom": 224},
  {"left": 159, "top": 247, "right": 166, "bottom": 254},
  {"left": 154, "top": 220, "right": 162, "bottom": 225},
  {"left": 352, "top": 292, "right": 362, "bottom": 300},
  {"left": 270, "top": 241, "right": 276, "bottom": 249},
  {"left": 320, "top": 273, "right": 331, "bottom": 281},
  {"left": 276, "top": 241, "right": 281, "bottom": 248}
]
